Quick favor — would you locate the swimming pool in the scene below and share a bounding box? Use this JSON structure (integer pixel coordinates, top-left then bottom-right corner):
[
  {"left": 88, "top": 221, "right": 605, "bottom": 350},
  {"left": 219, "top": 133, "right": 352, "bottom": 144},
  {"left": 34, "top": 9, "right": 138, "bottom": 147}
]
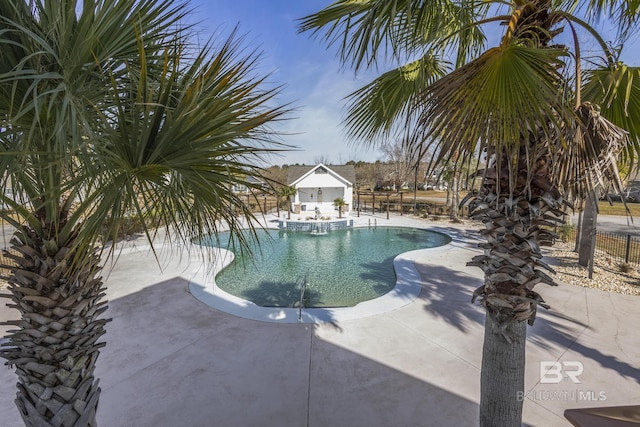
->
[{"left": 198, "top": 227, "right": 450, "bottom": 308}]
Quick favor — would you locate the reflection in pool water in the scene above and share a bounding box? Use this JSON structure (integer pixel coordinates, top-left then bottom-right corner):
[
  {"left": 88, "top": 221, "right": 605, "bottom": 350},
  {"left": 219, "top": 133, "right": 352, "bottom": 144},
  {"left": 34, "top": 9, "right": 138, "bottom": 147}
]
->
[{"left": 198, "top": 227, "right": 450, "bottom": 308}]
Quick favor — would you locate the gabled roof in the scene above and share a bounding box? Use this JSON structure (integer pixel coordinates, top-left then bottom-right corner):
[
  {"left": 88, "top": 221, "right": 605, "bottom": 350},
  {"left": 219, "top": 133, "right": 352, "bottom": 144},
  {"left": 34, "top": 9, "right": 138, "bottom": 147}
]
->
[{"left": 287, "top": 164, "right": 356, "bottom": 186}]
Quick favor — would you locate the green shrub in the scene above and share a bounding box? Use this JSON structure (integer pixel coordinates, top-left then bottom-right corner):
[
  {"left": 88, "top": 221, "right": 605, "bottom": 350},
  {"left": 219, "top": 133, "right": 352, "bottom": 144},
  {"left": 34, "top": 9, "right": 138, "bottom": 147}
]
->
[{"left": 559, "top": 223, "right": 575, "bottom": 243}]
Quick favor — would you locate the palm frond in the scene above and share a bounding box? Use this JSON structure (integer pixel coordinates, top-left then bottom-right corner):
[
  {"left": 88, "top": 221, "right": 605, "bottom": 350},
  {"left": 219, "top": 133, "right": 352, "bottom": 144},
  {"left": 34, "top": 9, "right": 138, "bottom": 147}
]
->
[
  {"left": 553, "top": 102, "right": 629, "bottom": 203},
  {"left": 414, "top": 42, "right": 570, "bottom": 191},
  {"left": 582, "top": 64, "right": 640, "bottom": 168},
  {"left": 343, "top": 52, "right": 450, "bottom": 143},
  {"left": 0, "top": 0, "right": 194, "bottom": 225},
  {"left": 71, "top": 32, "right": 292, "bottom": 256},
  {"left": 298, "top": 0, "right": 486, "bottom": 71},
  {"left": 559, "top": 0, "right": 640, "bottom": 43}
]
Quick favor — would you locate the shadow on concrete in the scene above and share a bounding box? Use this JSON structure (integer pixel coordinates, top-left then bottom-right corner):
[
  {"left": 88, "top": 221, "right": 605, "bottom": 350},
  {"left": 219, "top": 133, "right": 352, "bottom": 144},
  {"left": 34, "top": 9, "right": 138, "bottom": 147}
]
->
[
  {"left": 309, "top": 330, "right": 480, "bottom": 427},
  {"left": 427, "top": 225, "right": 484, "bottom": 247},
  {"left": 0, "top": 276, "right": 484, "bottom": 427},
  {"left": 417, "top": 262, "right": 640, "bottom": 387},
  {"left": 529, "top": 310, "right": 640, "bottom": 385},
  {"left": 418, "top": 265, "right": 485, "bottom": 333}
]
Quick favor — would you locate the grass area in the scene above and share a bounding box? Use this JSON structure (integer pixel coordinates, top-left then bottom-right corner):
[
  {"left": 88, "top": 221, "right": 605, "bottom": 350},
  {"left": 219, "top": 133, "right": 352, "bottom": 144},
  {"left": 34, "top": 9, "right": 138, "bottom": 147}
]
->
[
  {"left": 596, "top": 201, "right": 640, "bottom": 216},
  {"left": 416, "top": 192, "right": 640, "bottom": 217},
  {"left": 363, "top": 191, "right": 640, "bottom": 217}
]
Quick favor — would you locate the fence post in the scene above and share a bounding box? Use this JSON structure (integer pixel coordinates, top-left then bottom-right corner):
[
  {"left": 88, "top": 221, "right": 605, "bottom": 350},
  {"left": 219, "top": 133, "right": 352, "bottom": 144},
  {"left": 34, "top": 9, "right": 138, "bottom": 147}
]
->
[
  {"left": 625, "top": 234, "right": 632, "bottom": 264},
  {"left": 386, "top": 193, "right": 390, "bottom": 220}
]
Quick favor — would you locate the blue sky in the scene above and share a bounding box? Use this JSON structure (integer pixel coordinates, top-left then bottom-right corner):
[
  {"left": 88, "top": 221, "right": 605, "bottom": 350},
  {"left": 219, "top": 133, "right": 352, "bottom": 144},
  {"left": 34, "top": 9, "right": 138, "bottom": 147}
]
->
[
  {"left": 189, "top": 1, "right": 640, "bottom": 166},
  {"left": 188, "top": 0, "right": 381, "bottom": 166}
]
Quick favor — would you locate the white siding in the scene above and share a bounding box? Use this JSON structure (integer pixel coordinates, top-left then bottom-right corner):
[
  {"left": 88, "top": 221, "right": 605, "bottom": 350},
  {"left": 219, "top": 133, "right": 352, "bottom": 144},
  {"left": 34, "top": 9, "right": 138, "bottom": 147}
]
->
[{"left": 292, "top": 166, "right": 353, "bottom": 217}]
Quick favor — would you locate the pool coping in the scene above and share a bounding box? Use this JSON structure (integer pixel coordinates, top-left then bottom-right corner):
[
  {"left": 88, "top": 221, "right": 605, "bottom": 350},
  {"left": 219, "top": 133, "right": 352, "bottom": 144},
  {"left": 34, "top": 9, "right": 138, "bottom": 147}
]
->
[{"left": 187, "top": 225, "right": 458, "bottom": 324}]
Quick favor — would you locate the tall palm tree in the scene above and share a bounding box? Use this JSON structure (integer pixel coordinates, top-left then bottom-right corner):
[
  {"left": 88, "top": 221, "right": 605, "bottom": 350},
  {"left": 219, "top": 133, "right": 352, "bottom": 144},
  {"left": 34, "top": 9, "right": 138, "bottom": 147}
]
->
[
  {"left": 300, "top": 1, "right": 640, "bottom": 425},
  {"left": 0, "top": 1, "right": 290, "bottom": 425}
]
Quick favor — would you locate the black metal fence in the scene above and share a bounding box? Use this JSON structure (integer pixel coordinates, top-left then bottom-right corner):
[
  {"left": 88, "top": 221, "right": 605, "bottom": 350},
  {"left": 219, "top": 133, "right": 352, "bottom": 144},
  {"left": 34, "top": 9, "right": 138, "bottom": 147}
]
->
[{"left": 561, "top": 228, "right": 640, "bottom": 265}]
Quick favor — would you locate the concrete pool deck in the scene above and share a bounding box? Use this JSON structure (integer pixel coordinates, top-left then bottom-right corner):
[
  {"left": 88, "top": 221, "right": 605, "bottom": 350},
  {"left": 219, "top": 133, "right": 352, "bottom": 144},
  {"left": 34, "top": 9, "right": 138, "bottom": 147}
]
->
[{"left": 0, "top": 213, "right": 639, "bottom": 426}]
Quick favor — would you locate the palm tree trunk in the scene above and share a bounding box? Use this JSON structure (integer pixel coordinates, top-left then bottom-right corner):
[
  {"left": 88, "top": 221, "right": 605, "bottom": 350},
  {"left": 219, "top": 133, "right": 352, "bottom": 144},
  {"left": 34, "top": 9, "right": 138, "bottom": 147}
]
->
[
  {"left": 578, "top": 190, "right": 598, "bottom": 267},
  {"left": 0, "top": 225, "right": 109, "bottom": 427},
  {"left": 480, "top": 309, "right": 526, "bottom": 427},
  {"left": 471, "top": 191, "right": 557, "bottom": 427},
  {"left": 469, "top": 150, "right": 563, "bottom": 427},
  {"left": 450, "top": 167, "right": 460, "bottom": 221},
  {"left": 574, "top": 210, "right": 583, "bottom": 252}
]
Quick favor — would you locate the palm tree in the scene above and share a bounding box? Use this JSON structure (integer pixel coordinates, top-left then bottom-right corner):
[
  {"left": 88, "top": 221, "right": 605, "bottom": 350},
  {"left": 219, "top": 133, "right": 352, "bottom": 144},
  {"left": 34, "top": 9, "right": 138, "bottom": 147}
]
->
[
  {"left": 333, "top": 197, "right": 346, "bottom": 218},
  {"left": 0, "top": 1, "right": 289, "bottom": 425},
  {"left": 300, "top": 1, "right": 640, "bottom": 425},
  {"left": 278, "top": 185, "right": 297, "bottom": 219},
  {"left": 439, "top": 156, "right": 462, "bottom": 222}
]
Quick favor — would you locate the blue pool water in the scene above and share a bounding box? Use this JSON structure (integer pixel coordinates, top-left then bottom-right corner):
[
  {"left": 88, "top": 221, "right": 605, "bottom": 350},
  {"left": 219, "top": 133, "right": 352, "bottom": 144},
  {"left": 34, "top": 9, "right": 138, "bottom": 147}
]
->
[{"left": 199, "top": 227, "right": 450, "bottom": 308}]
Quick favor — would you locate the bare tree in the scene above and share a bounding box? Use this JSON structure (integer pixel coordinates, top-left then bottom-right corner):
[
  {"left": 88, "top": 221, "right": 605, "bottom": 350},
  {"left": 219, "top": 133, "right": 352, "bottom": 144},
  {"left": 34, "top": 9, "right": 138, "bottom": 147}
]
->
[
  {"left": 381, "top": 140, "right": 413, "bottom": 190},
  {"left": 354, "top": 161, "right": 383, "bottom": 190},
  {"left": 313, "top": 154, "right": 332, "bottom": 165}
]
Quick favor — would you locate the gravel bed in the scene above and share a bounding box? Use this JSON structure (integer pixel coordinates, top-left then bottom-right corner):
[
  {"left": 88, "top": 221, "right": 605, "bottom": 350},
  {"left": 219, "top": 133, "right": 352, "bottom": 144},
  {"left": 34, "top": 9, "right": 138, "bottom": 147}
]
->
[
  {"left": 544, "top": 241, "right": 640, "bottom": 296},
  {"left": 424, "top": 216, "right": 640, "bottom": 296}
]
